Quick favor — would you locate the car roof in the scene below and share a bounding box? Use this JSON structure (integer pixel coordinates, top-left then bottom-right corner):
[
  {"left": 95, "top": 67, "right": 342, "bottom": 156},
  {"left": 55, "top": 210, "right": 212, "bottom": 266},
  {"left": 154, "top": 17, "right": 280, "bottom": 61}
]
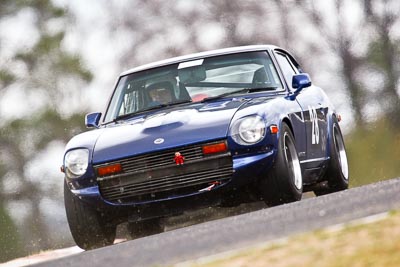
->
[{"left": 120, "top": 45, "right": 280, "bottom": 76}]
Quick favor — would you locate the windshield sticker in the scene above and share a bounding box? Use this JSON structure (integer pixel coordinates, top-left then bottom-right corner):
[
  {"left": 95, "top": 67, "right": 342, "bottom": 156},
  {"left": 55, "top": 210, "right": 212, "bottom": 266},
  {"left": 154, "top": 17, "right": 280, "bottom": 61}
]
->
[{"left": 178, "top": 59, "right": 204, "bottom": 69}]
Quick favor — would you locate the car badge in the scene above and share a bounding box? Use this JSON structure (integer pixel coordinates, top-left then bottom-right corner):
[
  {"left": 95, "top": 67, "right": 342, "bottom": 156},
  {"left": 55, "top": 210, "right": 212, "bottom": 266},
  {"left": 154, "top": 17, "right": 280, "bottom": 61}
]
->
[
  {"left": 174, "top": 152, "right": 185, "bottom": 165},
  {"left": 154, "top": 138, "right": 164, "bottom": 144}
]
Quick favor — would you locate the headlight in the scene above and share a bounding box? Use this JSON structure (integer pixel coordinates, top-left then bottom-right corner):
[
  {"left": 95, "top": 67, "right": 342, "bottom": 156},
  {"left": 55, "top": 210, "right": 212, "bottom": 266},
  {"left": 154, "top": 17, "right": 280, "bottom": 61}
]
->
[
  {"left": 64, "top": 149, "right": 89, "bottom": 178},
  {"left": 230, "top": 116, "right": 266, "bottom": 145}
]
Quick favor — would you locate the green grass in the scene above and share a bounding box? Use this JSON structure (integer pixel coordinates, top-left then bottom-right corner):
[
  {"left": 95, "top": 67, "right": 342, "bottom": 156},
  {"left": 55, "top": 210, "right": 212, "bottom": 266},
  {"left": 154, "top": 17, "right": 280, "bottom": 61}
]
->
[{"left": 345, "top": 120, "right": 400, "bottom": 187}]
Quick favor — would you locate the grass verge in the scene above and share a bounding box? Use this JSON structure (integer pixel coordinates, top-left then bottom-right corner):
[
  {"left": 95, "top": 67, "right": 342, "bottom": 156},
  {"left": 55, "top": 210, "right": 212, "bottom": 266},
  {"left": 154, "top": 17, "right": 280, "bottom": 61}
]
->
[{"left": 345, "top": 120, "right": 400, "bottom": 187}]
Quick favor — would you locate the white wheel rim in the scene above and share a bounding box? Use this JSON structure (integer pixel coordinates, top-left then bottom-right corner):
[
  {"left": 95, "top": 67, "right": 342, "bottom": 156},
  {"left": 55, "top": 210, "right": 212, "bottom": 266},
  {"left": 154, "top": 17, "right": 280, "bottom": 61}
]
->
[
  {"left": 334, "top": 127, "right": 349, "bottom": 180},
  {"left": 284, "top": 132, "right": 303, "bottom": 190}
]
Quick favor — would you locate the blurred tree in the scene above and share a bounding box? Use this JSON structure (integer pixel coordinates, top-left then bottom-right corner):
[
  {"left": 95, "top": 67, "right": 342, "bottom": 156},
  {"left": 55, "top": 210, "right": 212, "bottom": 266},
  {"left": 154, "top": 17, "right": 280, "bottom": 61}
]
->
[
  {"left": 0, "top": 163, "right": 23, "bottom": 262},
  {"left": 363, "top": 0, "right": 400, "bottom": 128},
  {"left": 295, "top": 0, "right": 400, "bottom": 128},
  {"left": 206, "top": 1, "right": 268, "bottom": 47},
  {"left": 105, "top": 0, "right": 278, "bottom": 68},
  {"left": 0, "top": 0, "right": 91, "bottom": 259},
  {"left": 295, "top": 0, "right": 367, "bottom": 127},
  {"left": 0, "top": 204, "right": 22, "bottom": 262}
]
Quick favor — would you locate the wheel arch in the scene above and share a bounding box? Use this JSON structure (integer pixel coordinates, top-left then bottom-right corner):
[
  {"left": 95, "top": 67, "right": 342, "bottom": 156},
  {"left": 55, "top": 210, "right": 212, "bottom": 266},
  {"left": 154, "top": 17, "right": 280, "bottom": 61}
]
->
[
  {"left": 281, "top": 117, "right": 295, "bottom": 139},
  {"left": 325, "top": 112, "right": 339, "bottom": 159}
]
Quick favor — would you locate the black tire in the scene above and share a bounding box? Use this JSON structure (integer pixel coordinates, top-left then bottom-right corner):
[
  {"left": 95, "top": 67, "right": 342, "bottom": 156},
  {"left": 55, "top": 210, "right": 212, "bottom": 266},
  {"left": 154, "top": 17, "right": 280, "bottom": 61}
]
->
[
  {"left": 127, "top": 218, "right": 164, "bottom": 239},
  {"left": 314, "top": 119, "right": 349, "bottom": 196},
  {"left": 260, "top": 122, "right": 303, "bottom": 206},
  {"left": 64, "top": 182, "right": 116, "bottom": 250}
]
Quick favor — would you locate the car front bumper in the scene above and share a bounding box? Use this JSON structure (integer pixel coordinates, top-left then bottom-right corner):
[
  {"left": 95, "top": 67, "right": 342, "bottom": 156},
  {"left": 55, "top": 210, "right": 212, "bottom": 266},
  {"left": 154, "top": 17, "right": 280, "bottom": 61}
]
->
[{"left": 66, "top": 149, "right": 275, "bottom": 223}]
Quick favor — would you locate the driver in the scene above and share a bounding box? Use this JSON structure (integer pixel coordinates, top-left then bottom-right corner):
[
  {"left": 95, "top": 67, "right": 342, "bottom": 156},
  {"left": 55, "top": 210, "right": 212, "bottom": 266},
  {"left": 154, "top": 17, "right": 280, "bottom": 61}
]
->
[{"left": 147, "top": 82, "right": 174, "bottom": 106}]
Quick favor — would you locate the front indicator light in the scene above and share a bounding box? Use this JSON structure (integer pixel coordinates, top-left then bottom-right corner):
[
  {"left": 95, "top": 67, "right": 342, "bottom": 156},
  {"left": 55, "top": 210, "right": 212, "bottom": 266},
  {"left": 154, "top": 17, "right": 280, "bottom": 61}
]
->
[
  {"left": 202, "top": 142, "right": 228, "bottom": 155},
  {"left": 97, "top": 163, "right": 122, "bottom": 177},
  {"left": 270, "top": 125, "right": 279, "bottom": 134}
]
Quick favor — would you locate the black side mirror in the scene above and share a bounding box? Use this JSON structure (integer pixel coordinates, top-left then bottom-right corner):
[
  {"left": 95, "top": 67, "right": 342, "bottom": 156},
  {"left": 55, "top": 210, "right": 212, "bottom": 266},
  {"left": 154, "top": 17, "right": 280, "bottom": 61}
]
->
[
  {"left": 292, "top": 73, "right": 312, "bottom": 94},
  {"left": 85, "top": 112, "right": 102, "bottom": 128}
]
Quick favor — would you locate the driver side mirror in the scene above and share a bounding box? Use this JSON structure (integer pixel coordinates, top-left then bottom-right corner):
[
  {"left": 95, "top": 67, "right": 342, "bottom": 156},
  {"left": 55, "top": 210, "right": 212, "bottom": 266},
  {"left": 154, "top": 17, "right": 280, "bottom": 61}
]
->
[
  {"left": 85, "top": 112, "right": 102, "bottom": 128},
  {"left": 292, "top": 73, "right": 312, "bottom": 94}
]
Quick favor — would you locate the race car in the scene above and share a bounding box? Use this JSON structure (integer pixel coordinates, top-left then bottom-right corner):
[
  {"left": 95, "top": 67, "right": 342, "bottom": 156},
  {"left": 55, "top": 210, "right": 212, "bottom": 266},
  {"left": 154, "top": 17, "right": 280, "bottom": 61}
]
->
[{"left": 62, "top": 45, "right": 349, "bottom": 249}]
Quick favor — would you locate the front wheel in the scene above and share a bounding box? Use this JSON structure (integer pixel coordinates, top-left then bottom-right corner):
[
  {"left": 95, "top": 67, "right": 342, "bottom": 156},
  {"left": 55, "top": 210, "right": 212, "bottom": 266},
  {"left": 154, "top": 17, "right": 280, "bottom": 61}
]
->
[
  {"left": 260, "top": 122, "right": 303, "bottom": 206},
  {"left": 64, "top": 182, "right": 116, "bottom": 250},
  {"left": 314, "top": 119, "right": 349, "bottom": 196}
]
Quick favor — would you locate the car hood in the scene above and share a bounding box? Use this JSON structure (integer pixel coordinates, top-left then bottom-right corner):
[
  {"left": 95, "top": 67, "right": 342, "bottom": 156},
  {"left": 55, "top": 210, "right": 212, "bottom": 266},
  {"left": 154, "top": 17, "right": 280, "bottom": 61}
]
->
[{"left": 92, "top": 100, "right": 247, "bottom": 164}]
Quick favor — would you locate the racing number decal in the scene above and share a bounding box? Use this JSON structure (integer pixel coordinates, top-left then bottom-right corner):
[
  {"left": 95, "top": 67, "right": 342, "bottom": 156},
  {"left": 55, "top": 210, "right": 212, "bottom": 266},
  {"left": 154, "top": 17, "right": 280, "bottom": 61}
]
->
[{"left": 309, "top": 106, "right": 320, "bottom": 145}]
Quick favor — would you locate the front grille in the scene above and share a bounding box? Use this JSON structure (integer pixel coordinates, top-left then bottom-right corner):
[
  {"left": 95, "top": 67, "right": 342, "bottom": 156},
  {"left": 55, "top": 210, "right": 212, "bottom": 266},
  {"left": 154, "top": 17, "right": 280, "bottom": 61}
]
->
[
  {"left": 95, "top": 140, "right": 233, "bottom": 203},
  {"left": 114, "top": 144, "right": 204, "bottom": 174}
]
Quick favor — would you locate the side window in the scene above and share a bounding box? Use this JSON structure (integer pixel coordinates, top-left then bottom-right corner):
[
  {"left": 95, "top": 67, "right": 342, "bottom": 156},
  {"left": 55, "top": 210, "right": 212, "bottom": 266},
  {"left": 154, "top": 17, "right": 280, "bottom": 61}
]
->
[{"left": 275, "top": 52, "right": 298, "bottom": 90}]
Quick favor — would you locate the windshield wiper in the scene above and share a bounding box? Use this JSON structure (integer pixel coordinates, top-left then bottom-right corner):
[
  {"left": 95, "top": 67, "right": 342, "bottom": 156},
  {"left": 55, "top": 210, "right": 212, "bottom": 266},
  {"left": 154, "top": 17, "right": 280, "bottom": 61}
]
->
[
  {"left": 112, "top": 99, "right": 193, "bottom": 123},
  {"left": 201, "top": 87, "right": 278, "bottom": 102}
]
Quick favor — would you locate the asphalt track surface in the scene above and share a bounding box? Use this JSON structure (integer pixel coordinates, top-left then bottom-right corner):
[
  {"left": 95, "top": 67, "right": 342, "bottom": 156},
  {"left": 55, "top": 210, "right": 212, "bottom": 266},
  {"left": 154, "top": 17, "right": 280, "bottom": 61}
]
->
[{"left": 33, "top": 177, "right": 400, "bottom": 267}]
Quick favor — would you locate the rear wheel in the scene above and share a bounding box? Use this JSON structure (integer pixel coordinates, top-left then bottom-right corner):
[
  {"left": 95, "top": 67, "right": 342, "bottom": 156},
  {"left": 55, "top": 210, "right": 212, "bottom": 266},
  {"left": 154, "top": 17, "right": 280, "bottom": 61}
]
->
[
  {"left": 314, "top": 119, "right": 349, "bottom": 196},
  {"left": 260, "top": 122, "right": 303, "bottom": 206},
  {"left": 64, "top": 182, "right": 116, "bottom": 250},
  {"left": 128, "top": 218, "right": 164, "bottom": 239}
]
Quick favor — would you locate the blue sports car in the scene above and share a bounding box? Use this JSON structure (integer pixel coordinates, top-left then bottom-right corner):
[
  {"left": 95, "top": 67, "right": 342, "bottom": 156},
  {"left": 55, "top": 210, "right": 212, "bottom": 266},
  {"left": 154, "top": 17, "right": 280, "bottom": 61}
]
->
[{"left": 62, "top": 45, "right": 349, "bottom": 249}]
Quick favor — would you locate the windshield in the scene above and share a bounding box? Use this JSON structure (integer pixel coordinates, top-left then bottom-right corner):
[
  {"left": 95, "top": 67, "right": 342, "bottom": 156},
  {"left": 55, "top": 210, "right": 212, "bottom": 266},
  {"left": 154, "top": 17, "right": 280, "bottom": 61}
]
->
[{"left": 104, "top": 51, "right": 283, "bottom": 123}]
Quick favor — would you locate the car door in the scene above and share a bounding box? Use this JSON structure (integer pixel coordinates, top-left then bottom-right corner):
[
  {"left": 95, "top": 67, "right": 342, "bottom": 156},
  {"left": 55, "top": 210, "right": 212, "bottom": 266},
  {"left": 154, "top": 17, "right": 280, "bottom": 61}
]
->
[
  {"left": 295, "top": 83, "right": 328, "bottom": 165},
  {"left": 274, "top": 50, "right": 328, "bottom": 167}
]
